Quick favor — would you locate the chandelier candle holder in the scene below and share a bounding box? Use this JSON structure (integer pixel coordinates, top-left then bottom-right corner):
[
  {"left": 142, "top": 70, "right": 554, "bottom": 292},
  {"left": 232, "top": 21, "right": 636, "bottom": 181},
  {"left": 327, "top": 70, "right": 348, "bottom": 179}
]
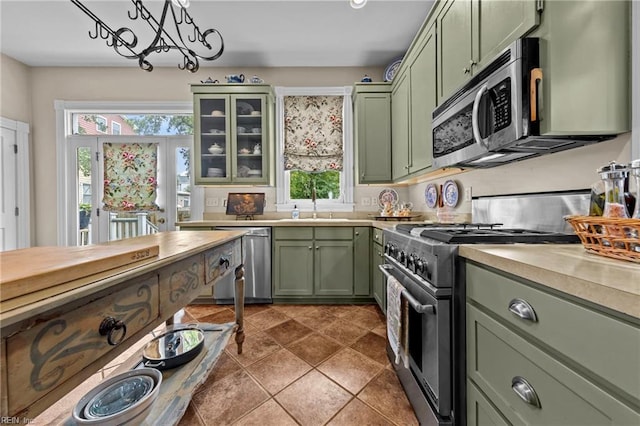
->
[{"left": 70, "top": 0, "right": 224, "bottom": 72}]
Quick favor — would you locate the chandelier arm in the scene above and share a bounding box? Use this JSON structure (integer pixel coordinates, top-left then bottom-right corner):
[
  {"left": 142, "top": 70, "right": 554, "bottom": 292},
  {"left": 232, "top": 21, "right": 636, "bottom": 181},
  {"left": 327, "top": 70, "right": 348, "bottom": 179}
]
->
[{"left": 70, "top": 0, "right": 224, "bottom": 72}]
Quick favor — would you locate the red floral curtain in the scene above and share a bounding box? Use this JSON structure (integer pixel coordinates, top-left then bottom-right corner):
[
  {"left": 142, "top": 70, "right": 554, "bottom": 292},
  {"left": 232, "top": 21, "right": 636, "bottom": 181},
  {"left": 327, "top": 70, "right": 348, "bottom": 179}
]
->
[
  {"left": 102, "top": 142, "right": 160, "bottom": 212},
  {"left": 283, "top": 96, "right": 344, "bottom": 172}
]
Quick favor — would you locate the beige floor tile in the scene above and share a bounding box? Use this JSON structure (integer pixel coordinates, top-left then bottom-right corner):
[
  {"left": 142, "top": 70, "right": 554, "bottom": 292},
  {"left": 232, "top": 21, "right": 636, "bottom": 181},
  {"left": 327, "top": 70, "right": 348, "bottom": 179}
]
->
[
  {"left": 233, "top": 399, "right": 297, "bottom": 426},
  {"left": 263, "top": 319, "right": 313, "bottom": 346},
  {"left": 287, "top": 332, "right": 343, "bottom": 366},
  {"left": 192, "top": 369, "right": 269, "bottom": 425},
  {"left": 320, "top": 317, "right": 369, "bottom": 345},
  {"left": 177, "top": 402, "right": 205, "bottom": 426},
  {"left": 226, "top": 330, "right": 282, "bottom": 367},
  {"left": 246, "top": 348, "right": 312, "bottom": 395},
  {"left": 244, "top": 308, "right": 289, "bottom": 330},
  {"left": 348, "top": 307, "right": 386, "bottom": 330},
  {"left": 358, "top": 369, "right": 419, "bottom": 426},
  {"left": 351, "top": 331, "right": 389, "bottom": 365},
  {"left": 317, "top": 347, "right": 384, "bottom": 394},
  {"left": 293, "top": 307, "right": 339, "bottom": 330},
  {"left": 275, "top": 370, "right": 352, "bottom": 426},
  {"left": 327, "top": 398, "right": 394, "bottom": 425},
  {"left": 185, "top": 304, "right": 231, "bottom": 319}
]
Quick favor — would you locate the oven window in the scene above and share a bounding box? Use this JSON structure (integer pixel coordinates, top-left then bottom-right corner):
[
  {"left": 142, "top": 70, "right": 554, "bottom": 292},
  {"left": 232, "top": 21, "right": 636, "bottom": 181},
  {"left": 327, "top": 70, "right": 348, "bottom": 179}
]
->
[{"left": 433, "top": 104, "right": 474, "bottom": 157}]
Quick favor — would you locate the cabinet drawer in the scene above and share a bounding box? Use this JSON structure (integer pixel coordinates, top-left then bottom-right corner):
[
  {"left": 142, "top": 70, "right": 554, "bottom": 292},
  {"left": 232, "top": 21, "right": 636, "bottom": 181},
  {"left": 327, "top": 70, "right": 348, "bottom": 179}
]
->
[
  {"left": 6, "top": 275, "right": 160, "bottom": 414},
  {"left": 315, "top": 227, "right": 352, "bottom": 240},
  {"left": 274, "top": 227, "right": 313, "bottom": 240},
  {"left": 467, "top": 304, "right": 639, "bottom": 425},
  {"left": 372, "top": 228, "right": 383, "bottom": 244},
  {"left": 159, "top": 254, "right": 206, "bottom": 314},
  {"left": 205, "top": 238, "right": 241, "bottom": 285},
  {"left": 466, "top": 262, "right": 640, "bottom": 401}
]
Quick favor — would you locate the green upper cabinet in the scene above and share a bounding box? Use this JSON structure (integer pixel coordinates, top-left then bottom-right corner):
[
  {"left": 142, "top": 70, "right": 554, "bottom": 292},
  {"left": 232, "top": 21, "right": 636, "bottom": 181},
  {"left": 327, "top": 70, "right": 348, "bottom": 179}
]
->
[
  {"left": 437, "top": 0, "right": 473, "bottom": 100},
  {"left": 437, "top": 0, "right": 540, "bottom": 101},
  {"left": 528, "top": 0, "right": 630, "bottom": 135},
  {"left": 391, "top": 22, "right": 437, "bottom": 181},
  {"left": 191, "top": 84, "right": 273, "bottom": 185},
  {"left": 354, "top": 83, "right": 392, "bottom": 183},
  {"left": 391, "top": 71, "right": 410, "bottom": 180},
  {"left": 473, "top": 0, "right": 540, "bottom": 71},
  {"left": 408, "top": 23, "right": 436, "bottom": 174}
]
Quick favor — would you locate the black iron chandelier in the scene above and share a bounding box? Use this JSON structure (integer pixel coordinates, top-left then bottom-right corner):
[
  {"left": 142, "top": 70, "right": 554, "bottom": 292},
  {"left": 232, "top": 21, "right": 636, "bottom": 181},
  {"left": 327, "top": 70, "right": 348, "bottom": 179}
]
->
[{"left": 70, "top": 0, "right": 224, "bottom": 72}]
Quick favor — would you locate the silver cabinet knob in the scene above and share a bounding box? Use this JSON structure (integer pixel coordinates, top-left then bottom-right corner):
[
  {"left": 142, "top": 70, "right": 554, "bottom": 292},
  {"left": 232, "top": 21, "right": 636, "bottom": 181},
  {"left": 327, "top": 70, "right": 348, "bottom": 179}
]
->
[
  {"left": 508, "top": 298, "right": 538, "bottom": 322},
  {"left": 355, "top": 232, "right": 359, "bottom": 236},
  {"left": 308, "top": 246, "right": 312, "bottom": 250},
  {"left": 316, "top": 246, "right": 319, "bottom": 250},
  {"left": 511, "top": 376, "right": 541, "bottom": 408},
  {"left": 463, "top": 67, "right": 470, "bottom": 74}
]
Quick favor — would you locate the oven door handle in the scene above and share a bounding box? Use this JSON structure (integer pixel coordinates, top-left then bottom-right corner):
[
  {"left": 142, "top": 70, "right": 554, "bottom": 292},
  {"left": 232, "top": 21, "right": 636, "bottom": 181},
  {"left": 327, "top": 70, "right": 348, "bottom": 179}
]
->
[
  {"left": 379, "top": 265, "right": 435, "bottom": 314},
  {"left": 471, "top": 84, "right": 490, "bottom": 148}
]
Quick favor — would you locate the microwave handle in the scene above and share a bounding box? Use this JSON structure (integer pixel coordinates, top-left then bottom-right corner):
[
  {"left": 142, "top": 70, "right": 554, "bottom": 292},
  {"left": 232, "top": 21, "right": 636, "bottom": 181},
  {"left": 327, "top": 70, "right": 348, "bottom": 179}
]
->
[
  {"left": 471, "top": 84, "right": 489, "bottom": 148},
  {"left": 530, "top": 68, "right": 543, "bottom": 122}
]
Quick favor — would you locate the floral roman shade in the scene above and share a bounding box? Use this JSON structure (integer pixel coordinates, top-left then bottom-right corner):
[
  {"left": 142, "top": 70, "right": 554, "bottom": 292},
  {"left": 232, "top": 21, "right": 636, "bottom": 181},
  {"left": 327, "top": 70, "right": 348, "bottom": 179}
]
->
[
  {"left": 102, "top": 142, "right": 160, "bottom": 212},
  {"left": 283, "top": 96, "right": 344, "bottom": 172}
]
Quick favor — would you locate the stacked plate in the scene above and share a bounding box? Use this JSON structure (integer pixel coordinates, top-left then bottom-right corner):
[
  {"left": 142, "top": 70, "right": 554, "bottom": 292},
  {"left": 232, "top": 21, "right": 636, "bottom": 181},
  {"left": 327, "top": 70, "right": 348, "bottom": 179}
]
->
[{"left": 207, "top": 168, "right": 224, "bottom": 177}]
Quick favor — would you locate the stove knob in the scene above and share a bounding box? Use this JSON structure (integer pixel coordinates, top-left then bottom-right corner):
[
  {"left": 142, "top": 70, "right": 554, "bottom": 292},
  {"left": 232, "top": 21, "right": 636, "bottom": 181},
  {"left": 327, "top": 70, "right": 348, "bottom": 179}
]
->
[
  {"left": 399, "top": 251, "right": 406, "bottom": 264},
  {"left": 407, "top": 254, "right": 416, "bottom": 271},
  {"left": 384, "top": 243, "right": 390, "bottom": 254},
  {"left": 415, "top": 258, "right": 425, "bottom": 275}
]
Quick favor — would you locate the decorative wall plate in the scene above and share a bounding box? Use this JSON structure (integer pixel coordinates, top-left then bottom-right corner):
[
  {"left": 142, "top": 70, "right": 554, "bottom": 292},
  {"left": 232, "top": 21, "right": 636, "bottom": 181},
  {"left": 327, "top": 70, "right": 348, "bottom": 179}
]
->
[
  {"left": 442, "top": 180, "right": 459, "bottom": 207},
  {"left": 425, "top": 183, "right": 438, "bottom": 209},
  {"left": 378, "top": 188, "right": 399, "bottom": 208},
  {"left": 383, "top": 57, "right": 403, "bottom": 82}
]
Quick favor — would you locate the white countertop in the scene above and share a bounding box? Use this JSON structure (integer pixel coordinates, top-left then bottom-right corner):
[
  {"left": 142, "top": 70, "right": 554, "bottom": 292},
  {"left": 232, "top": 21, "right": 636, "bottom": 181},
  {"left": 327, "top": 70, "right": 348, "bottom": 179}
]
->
[{"left": 459, "top": 244, "right": 640, "bottom": 320}]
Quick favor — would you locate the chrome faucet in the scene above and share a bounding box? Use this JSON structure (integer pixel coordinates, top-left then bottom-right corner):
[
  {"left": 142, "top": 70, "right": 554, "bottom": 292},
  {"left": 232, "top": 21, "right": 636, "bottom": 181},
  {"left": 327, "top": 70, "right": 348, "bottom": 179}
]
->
[{"left": 312, "top": 187, "right": 317, "bottom": 219}]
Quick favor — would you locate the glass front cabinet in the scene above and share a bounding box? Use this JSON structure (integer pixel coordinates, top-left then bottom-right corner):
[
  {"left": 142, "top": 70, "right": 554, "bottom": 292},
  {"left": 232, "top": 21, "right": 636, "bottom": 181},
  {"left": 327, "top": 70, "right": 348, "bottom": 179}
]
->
[{"left": 191, "top": 84, "right": 274, "bottom": 185}]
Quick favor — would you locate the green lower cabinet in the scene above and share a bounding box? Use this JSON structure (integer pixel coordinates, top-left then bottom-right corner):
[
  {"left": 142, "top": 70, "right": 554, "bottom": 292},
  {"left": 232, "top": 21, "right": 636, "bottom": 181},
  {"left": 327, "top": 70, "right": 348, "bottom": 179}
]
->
[
  {"left": 273, "top": 240, "right": 314, "bottom": 296},
  {"left": 353, "top": 227, "right": 371, "bottom": 296},
  {"left": 273, "top": 227, "right": 372, "bottom": 302},
  {"left": 467, "top": 304, "right": 640, "bottom": 425},
  {"left": 371, "top": 240, "right": 385, "bottom": 312},
  {"left": 314, "top": 241, "right": 354, "bottom": 296},
  {"left": 467, "top": 380, "right": 510, "bottom": 426}
]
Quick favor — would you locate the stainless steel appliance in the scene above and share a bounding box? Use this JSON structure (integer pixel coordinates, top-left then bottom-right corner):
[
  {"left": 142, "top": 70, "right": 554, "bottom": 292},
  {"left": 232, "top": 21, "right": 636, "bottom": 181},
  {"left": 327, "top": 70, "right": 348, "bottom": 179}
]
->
[
  {"left": 215, "top": 227, "right": 272, "bottom": 304},
  {"left": 432, "top": 38, "right": 614, "bottom": 169},
  {"left": 381, "top": 223, "right": 579, "bottom": 425}
]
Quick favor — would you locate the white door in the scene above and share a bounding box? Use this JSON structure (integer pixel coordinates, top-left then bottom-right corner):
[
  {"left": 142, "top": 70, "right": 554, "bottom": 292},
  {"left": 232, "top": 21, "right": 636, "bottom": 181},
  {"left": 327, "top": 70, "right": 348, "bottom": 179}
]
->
[
  {"left": 67, "top": 136, "right": 191, "bottom": 245},
  {"left": 0, "top": 126, "right": 18, "bottom": 251}
]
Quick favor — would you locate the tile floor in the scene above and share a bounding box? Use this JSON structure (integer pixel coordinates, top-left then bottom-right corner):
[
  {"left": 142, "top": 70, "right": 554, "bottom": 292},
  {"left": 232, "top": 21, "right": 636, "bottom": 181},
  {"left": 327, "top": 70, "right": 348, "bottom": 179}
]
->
[{"left": 34, "top": 304, "right": 418, "bottom": 426}]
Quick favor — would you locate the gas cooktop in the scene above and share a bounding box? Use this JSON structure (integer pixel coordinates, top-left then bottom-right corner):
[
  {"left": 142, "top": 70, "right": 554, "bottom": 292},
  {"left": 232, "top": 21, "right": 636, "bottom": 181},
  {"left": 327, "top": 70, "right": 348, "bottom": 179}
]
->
[{"left": 395, "top": 223, "right": 580, "bottom": 244}]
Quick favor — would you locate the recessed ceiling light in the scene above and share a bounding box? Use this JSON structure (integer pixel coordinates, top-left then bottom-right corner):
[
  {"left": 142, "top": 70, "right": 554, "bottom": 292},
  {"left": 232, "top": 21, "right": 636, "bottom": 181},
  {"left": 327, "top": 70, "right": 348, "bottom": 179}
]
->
[{"left": 350, "top": 0, "right": 367, "bottom": 9}]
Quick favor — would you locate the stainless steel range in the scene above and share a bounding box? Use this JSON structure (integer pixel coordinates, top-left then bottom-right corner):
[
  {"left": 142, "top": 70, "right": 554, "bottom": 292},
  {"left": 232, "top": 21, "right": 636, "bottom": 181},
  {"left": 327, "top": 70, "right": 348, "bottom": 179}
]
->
[{"left": 381, "top": 223, "right": 580, "bottom": 426}]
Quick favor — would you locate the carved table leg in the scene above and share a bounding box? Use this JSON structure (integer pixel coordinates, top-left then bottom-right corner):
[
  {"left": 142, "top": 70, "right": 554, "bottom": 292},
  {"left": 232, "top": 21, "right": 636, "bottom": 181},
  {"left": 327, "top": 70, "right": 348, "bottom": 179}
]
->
[{"left": 234, "top": 264, "right": 245, "bottom": 354}]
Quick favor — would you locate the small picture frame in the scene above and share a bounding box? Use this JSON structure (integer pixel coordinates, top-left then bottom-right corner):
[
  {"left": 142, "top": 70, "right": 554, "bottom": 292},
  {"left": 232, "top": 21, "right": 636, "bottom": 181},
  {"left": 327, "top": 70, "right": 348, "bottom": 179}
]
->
[{"left": 225, "top": 193, "right": 265, "bottom": 218}]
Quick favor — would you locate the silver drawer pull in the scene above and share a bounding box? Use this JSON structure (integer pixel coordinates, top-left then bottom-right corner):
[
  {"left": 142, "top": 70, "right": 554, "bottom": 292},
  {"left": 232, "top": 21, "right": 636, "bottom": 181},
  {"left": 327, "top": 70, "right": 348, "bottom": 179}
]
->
[
  {"left": 508, "top": 298, "right": 538, "bottom": 322},
  {"left": 511, "top": 376, "right": 541, "bottom": 408}
]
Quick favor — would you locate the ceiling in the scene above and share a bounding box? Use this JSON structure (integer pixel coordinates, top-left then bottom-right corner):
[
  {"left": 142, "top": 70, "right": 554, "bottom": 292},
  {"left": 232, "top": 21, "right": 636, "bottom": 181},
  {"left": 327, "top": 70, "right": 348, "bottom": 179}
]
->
[{"left": 0, "top": 0, "right": 434, "bottom": 70}]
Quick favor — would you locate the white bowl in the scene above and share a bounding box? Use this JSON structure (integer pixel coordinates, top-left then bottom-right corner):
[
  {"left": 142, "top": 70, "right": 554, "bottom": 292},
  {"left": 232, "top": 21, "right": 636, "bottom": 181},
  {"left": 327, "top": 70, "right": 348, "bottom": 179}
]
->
[
  {"left": 208, "top": 146, "right": 224, "bottom": 154},
  {"left": 72, "top": 368, "right": 162, "bottom": 425}
]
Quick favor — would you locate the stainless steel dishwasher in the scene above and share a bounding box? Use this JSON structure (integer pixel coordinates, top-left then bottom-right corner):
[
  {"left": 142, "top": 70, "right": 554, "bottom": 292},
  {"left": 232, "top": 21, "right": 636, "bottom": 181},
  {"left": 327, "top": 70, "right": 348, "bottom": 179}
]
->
[{"left": 214, "top": 227, "right": 272, "bottom": 304}]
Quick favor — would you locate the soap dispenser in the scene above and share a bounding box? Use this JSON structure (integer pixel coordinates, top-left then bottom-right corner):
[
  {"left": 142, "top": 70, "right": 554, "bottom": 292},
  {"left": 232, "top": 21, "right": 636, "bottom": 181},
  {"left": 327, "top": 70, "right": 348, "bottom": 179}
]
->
[{"left": 291, "top": 205, "right": 300, "bottom": 219}]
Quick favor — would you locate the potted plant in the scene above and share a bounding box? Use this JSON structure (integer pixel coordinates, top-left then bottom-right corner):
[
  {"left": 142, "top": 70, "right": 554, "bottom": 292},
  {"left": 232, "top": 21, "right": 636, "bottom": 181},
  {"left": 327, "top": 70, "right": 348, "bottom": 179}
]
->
[{"left": 79, "top": 203, "right": 91, "bottom": 229}]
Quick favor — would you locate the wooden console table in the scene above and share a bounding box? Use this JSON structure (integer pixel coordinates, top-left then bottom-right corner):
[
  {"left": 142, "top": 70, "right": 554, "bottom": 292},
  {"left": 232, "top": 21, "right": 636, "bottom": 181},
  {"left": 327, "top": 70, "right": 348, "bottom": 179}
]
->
[{"left": 0, "top": 231, "right": 246, "bottom": 420}]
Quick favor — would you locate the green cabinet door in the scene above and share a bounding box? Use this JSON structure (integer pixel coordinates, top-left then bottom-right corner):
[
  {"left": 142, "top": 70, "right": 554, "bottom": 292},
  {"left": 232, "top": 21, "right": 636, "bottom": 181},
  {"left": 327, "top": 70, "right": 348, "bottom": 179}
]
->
[
  {"left": 371, "top": 241, "right": 385, "bottom": 312},
  {"left": 438, "top": 0, "right": 473, "bottom": 99},
  {"left": 353, "top": 227, "right": 371, "bottom": 296},
  {"left": 273, "top": 240, "right": 314, "bottom": 296},
  {"left": 409, "top": 23, "right": 436, "bottom": 174},
  {"left": 467, "top": 380, "right": 510, "bottom": 426},
  {"left": 354, "top": 88, "right": 392, "bottom": 183},
  {"left": 473, "top": 0, "right": 540, "bottom": 71},
  {"left": 391, "top": 71, "right": 410, "bottom": 180},
  {"left": 314, "top": 241, "right": 354, "bottom": 296}
]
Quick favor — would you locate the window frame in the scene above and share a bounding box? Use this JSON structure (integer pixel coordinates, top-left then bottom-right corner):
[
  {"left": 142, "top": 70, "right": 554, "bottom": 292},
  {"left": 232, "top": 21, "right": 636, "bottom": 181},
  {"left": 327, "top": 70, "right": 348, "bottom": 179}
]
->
[
  {"left": 274, "top": 86, "right": 355, "bottom": 213},
  {"left": 95, "top": 115, "right": 108, "bottom": 133},
  {"left": 111, "top": 121, "right": 122, "bottom": 135}
]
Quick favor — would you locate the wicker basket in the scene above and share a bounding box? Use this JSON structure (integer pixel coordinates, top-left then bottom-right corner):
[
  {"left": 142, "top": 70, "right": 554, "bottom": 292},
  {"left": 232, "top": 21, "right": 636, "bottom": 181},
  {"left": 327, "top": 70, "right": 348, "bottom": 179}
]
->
[{"left": 564, "top": 215, "right": 640, "bottom": 263}]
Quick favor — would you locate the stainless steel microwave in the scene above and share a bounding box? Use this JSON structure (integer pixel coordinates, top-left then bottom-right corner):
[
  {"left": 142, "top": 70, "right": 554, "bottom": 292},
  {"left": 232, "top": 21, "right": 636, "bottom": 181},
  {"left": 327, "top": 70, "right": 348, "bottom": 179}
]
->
[{"left": 431, "top": 38, "right": 613, "bottom": 169}]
